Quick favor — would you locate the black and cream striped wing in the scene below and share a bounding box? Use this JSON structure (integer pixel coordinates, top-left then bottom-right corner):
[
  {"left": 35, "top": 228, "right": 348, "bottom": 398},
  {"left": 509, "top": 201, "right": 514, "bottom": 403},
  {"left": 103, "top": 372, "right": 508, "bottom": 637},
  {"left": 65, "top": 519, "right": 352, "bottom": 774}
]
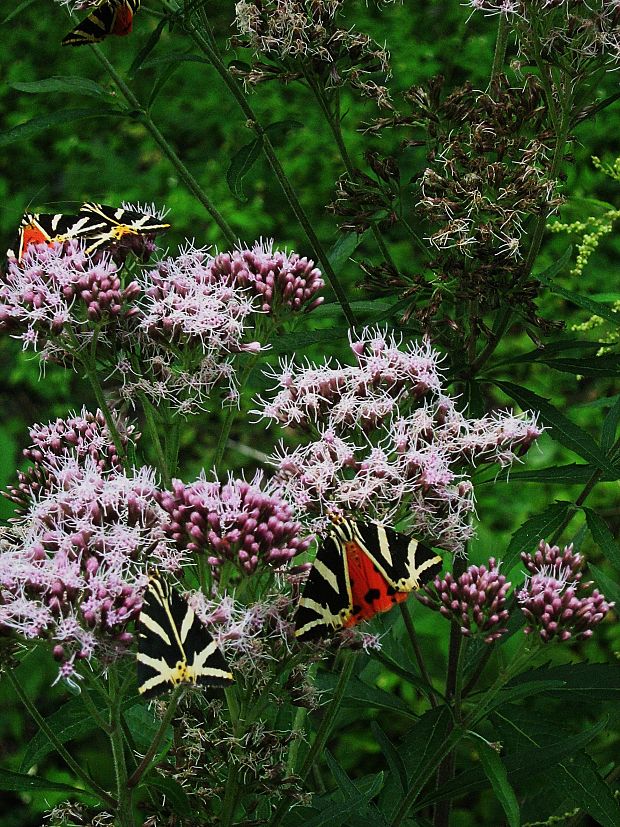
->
[
  {"left": 293, "top": 535, "right": 352, "bottom": 641},
  {"left": 78, "top": 202, "right": 171, "bottom": 252},
  {"left": 352, "top": 521, "right": 443, "bottom": 592},
  {"left": 137, "top": 575, "right": 233, "bottom": 699}
]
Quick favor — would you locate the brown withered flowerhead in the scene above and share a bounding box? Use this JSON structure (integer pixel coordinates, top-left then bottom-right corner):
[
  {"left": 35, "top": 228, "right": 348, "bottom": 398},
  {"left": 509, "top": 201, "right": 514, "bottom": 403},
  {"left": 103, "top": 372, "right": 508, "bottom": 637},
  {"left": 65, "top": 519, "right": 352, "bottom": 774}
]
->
[
  {"left": 232, "top": 0, "right": 392, "bottom": 108},
  {"left": 347, "top": 74, "right": 566, "bottom": 350}
]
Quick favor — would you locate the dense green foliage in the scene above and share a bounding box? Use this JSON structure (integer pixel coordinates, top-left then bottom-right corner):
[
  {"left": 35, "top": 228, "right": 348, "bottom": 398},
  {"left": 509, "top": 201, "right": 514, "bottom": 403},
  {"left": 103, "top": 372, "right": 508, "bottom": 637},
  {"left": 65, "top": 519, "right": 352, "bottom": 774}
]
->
[{"left": 0, "top": 1, "right": 619, "bottom": 825}]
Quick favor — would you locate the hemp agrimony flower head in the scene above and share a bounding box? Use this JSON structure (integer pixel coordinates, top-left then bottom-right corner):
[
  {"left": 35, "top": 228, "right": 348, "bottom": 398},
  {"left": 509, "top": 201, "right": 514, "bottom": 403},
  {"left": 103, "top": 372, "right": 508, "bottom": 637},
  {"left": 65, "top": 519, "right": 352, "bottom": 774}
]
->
[
  {"left": 209, "top": 240, "right": 325, "bottom": 316},
  {"left": 4, "top": 408, "right": 136, "bottom": 513},
  {"left": 0, "top": 457, "right": 183, "bottom": 686},
  {"left": 418, "top": 559, "right": 511, "bottom": 643},
  {"left": 518, "top": 540, "right": 614, "bottom": 642},
  {"left": 0, "top": 240, "right": 140, "bottom": 352},
  {"left": 157, "top": 471, "right": 312, "bottom": 573},
  {"left": 468, "top": 1, "right": 620, "bottom": 73},
  {"left": 359, "top": 75, "right": 563, "bottom": 343},
  {"left": 232, "top": 0, "right": 393, "bottom": 107},
  {"left": 255, "top": 327, "right": 542, "bottom": 551}
]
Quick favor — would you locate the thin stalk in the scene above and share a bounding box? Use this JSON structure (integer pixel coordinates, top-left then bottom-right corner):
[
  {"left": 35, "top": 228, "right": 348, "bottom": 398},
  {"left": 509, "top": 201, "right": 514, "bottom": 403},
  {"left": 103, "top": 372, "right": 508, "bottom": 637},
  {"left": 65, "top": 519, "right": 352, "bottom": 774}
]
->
[
  {"left": 270, "top": 652, "right": 356, "bottom": 827},
  {"left": 138, "top": 393, "right": 170, "bottom": 486},
  {"left": 180, "top": 20, "right": 358, "bottom": 328},
  {"left": 89, "top": 45, "right": 237, "bottom": 247},
  {"left": 400, "top": 602, "right": 438, "bottom": 708},
  {"left": 308, "top": 77, "right": 397, "bottom": 270},
  {"left": 109, "top": 671, "right": 134, "bottom": 826},
  {"left": 79, "top": 683, "right": 112, "bottom": 735},
  {"left": 127, "top": 687, "right": 183, "bottom": 787},
  {"left": 6, "top": 671, "right": 116, "bottom": 808},
  {"left": 212, "top": 353, "right": 260, "bottom": 469},
  {"left": 490, "top": 16, "right": 510, "bottom": 83},
  {"left": 220, "top": 687, "right": 245, "bottom": 827}
]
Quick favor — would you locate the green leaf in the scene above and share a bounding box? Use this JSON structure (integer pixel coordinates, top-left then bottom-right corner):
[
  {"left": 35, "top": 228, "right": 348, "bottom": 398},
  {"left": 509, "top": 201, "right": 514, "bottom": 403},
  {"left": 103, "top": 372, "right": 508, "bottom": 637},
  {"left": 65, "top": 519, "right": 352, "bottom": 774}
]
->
[
  {"left": 495, "top": 381, "right": 620, "bottom": 478},
  {"left": 10, "top": 77, "right": 110, "bottom": 98},
  {"left": 486, "top": 464, "right": 616, "bottom": 485},
  {"left": 584, "top": 508, "right": 620, "bottom": 570},
  {"left": 475, "top": 680, "right": 566, "bottom": 717},
  {"left": 400, "top": 706, "right": 455, "bottom": 780},
  {"left": 20, "top": 698, "right": 96, "bottom": 772},
  {"left": 2, "top": 0, "right": 36, "bottom": 23},
  {"left": 478, "top": 743, "right": 520, "bottom": 827},
  {"left": 269, "top": 327, "right": 350, "bottom": 354},
  {"left": 601, "top": 395, "right": 620, "bottom": 452},
  {"left": 141, "top": 776, "right": 191, "bottom": 817},
  {"left": 503, "top": 502, "right": 573, "bottom": 571},
  {"left": 316, "top": 673, "right": 417, "bottom": 719},
  {"left": 537, "top": 354, "right": 620, "bottom": 378},
  {"left": 227, "top": 137, "right": 262, "bottom": 202},
  {"left": 534, "top": 246, "right": 620, "bottom": 324},
  {"left": 587, "top": 564, "right": 620, "bottom": 605},
  {"left": 327, "top": 231, "right": 368, "bottom": 273},
  {"left": 128, "top": 18, "right": 169, "bottom": 76},
  {"left": 508, "top": 663, "right": 620, "bottom": 701},
  {"left": 493, "top": 339, "right": 602, "bottom": 368},
  {"left": 555, "top": 754, "right": 620, "bottom": 827},
  {"left": 140, "top": 53, "right": 210, "bottom": 70},
  {"left": 0, "top": 768, "right": 94, "bottom": 795},
  {"left": 0, "top": 108, "right": 127, "bottom": 147},
  {"left": 371, "top": 722, "right": 407, "bottom": 793}
]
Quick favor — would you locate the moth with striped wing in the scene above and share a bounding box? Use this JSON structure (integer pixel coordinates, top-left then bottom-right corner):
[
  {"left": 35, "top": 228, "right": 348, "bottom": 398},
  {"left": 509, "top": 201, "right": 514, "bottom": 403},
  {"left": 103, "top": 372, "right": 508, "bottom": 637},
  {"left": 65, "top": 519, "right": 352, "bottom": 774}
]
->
[
  {"left": 137, "top": 573, "right": 233, "bottom": 699},
  {"left": 13, "top": 202, "right": 170, "bottom": 262},
  {"left": 62, "top": 0, "right": 141, "bottom": 46},
  {"left": 294, "top": 515, "right": 443, "bottom": 640}
]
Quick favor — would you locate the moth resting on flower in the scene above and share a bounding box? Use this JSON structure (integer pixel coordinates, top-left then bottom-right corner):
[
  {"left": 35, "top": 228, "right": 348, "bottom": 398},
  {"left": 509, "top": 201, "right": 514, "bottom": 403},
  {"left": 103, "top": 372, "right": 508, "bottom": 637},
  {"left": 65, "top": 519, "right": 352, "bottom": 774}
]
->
[
  {"left": 294, "top": 514, "right": 443, "bottom": 640},
  {"left": 136, "top": 573, "right": 233, "bottom": 699}
]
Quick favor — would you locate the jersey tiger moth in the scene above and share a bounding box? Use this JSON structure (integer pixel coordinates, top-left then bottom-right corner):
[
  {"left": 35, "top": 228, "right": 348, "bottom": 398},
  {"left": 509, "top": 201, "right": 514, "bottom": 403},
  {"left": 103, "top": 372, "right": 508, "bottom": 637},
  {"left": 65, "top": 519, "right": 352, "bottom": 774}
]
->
[
  {"left": 136, "top": 573, "right": 233, "bottom": 699},
  {"left": 294, "top": 515, "right": 443, "bottom": 640}
]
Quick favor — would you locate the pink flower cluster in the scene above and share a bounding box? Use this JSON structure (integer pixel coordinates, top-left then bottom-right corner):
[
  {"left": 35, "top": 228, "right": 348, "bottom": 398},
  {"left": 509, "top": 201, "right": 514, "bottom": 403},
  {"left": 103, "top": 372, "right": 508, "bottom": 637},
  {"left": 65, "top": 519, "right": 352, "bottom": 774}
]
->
[
  {"left": 0, "top": 455, "right": 183, "bottom": 685},
  {"left": 255, "top": 327, "right": 542, "bottom": 551},
  {"left": 518, "top": 541, "right": 613, "bottom": 642},
  {"left": 418, "top": 559, "right": 511, "bottom": 643},
  {"left": 210, "top": 240, "right": 325, "bottom": 315},
  {"left": 0, "top": 241, "right": 139, "bottom": 349},
  {"left": 157, "top": 471, "right": 312, "bottom": 573},
  {"left": 5, "top": 408, "right": 135, "bottom": 512}
]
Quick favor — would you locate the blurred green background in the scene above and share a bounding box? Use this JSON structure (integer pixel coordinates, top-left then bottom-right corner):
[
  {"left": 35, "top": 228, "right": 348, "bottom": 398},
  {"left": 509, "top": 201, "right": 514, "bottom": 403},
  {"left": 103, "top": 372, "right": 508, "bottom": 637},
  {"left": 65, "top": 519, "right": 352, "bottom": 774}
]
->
[{"left": 0, "top": 1, "right": 618, "bottom": 824}]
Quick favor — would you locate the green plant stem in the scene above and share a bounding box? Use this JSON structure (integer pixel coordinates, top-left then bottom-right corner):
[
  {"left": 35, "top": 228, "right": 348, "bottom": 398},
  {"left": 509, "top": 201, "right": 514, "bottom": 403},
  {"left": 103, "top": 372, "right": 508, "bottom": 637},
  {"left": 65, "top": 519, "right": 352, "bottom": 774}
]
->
[
  {"left": 308, "top": 77, "right": 397, "bottom": 270},
  {"left": 127, "top": 687, "right": 183, "bottom": 788},
  {"left": 400, "top": 602, "right": 438, "bottom": 708},
  {"left": 89, "top": 45, "right": 237, "bottom": 247},
  {"left": 432, "top": 556, "right": 467, "bottom": 827},
  {"left": 220, "top": 687, "right": 245, "bottom": 827},
  {"left": 212, "top": 353, "right": 259, "bottom": 469},
  {"left": 79, "top": 683, "right": 112, "bottom": 735},
  {"left": 138, "top": 393, "right": 171, "bottom": 486},
  {"left": 180, "top": 20, "right": 357, "bottom": 328},
  {"left": 490, "top": 16, "right": 510, "bottom": 82},
  {"left": 6, "top": 671, "right": 116, "bottom": 807},
  {"left": 109, "top": 671, "right": 134, "bottom": 826},
  {"left": 270, "top": 652, "right": 356, "bottom": 827}
]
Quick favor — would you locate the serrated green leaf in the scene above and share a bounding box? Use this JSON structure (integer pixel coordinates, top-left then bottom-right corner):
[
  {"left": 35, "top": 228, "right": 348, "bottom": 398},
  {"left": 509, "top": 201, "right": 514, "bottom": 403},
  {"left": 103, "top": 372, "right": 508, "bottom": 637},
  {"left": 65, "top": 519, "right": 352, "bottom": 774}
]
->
[
  {"left": 327, "top": 231, "right": 368, "bottom": 273},
  {"left": 10, "top": 76, "right": 110, "bottom": 98},
  {"left": 601, "top": 395, "right": 620, "bottom": 452},
  {"left": 555, "top": 754, "right": 620, "bottom": 827},
  {"left": 538, "top": 354, "right": 620, "bottom": 378},
  {"left": 587, "top": 564, "right": 620, "bottom": 605},
  {"left": 139, "top": 53, "right": 210, "bottom": 70},
  {"left": 495, "top": 381, "right": 620, "bottom": 478},
  {"left": 316, "top": 673, "right": 417, "bottom": 718},
  {"left": 536, "top": 253, "right": 620, "bottom": 324},
  {"left": 535, "top": 246, "right": 573, "bottom": 281},
  {"left": 128, "top": 18, "right": 169, "bottom": 76},
  {"left": 584, "top": 508, "right": 620, "bottom": 570},
  {"left": 503, "top": 502, "right": 573, "bottom": 571},
  {"left": 141, "top": 776, "right": 191, "bottom": 817},
  {"left": 400, "top": 706, "right": 455, "bottom": 779},
  {"left": 0, "top": 108, "right": 127, "bottom": 147},
  {"left": 478, "top": 743, "right": 520, "bottom": 827},
  {"left": 227, "top": 137, "right": 262, "bottom": 202},
  {"left": 493, "top": 339, "right": 602, "bottom": 368},
  {"left": 474, "top": 680, "right": 566, "bottom": 718},
  {"left": 508, "top": 663, "right": 620, "bottom": 700},
  {"left": 371, "top": 722, "right": 407, "bottom": 794},
  {"left": 485, "top": 464, "right": 615, "bottom": 485},
  {"left": 20, "top": 698, "right": 96, "bottom": 772},
  {"left": 268, "top": 327, "right": 350, "bottom": 354},
  {"left": 0, "top": 768, "right": 94, "bottom": 795}
]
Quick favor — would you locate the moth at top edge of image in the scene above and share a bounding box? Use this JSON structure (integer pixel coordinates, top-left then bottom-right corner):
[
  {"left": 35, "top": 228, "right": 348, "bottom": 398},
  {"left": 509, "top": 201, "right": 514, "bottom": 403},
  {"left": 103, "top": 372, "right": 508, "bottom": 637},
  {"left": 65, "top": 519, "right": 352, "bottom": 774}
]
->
[
  {"left": 136, "top": 573, "right": 233, "bottom": 700},
  {"left": 294, "top": 516, "right": 443, "bottom": 641},
  {"left": 62, "top": 0, "right": 141, "bottom": 47}
]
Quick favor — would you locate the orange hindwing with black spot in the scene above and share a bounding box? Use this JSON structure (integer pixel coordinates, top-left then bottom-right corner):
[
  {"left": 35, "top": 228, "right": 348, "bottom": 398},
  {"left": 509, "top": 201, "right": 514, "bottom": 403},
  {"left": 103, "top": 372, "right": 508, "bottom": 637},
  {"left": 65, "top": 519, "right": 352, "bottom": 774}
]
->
[{"left": 294, "top": 517, "right": 443, "bottom": 640}]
